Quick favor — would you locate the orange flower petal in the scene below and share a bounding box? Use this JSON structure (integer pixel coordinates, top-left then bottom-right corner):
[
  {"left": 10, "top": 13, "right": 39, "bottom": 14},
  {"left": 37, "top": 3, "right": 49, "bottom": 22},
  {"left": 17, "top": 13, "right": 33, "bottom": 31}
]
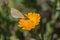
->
[{"left": 18, "top": 12, "right": 41, "bottom": 30}]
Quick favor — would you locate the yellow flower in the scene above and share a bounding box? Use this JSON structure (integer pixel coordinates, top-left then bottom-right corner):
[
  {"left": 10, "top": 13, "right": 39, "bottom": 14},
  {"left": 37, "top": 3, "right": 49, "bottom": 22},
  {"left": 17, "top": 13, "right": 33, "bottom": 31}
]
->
[
  {"left": 25, "top": 12, "right": 40, "bottom": 25},
  {"left": 18, "top": 12, "right": 41, "bottom": 30}
]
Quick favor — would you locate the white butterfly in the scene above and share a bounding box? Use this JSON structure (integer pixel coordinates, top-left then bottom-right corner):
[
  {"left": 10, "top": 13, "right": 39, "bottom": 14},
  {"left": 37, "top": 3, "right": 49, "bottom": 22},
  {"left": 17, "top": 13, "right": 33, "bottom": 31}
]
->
[{"left": 11, "top": 8, "right": 25, "bottom": 18}]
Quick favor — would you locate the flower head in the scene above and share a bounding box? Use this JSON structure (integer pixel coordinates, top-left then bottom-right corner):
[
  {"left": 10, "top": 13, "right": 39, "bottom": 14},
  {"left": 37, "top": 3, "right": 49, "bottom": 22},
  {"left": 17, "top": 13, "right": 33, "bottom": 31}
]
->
[{"left": 18, "top": 12, "right": 41, "bottom": 30}]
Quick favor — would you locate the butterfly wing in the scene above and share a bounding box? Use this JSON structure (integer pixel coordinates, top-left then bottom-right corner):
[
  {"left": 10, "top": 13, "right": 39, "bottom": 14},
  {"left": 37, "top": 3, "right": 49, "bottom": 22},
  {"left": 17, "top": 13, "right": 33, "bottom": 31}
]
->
[{"left": 11, "top": 8, "right": 25, "bottom": 18}]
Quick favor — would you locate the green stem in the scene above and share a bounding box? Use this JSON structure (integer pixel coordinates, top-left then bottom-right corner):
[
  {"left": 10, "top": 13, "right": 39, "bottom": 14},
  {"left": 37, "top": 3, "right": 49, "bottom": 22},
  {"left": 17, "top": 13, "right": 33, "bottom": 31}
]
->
[
  {"left": 49, "top": 0, "right": 57, "bottom": 40},
  {"left": 41, "top": 25, "right": 45, "bottom": 40},
  {"left": 52, "top": 0, "right": 57, "bottom": 15},
  {"left": 51, "top": 0, "right": 57, "bottom": 30},
  {"left": 41, "top": 32, "right": 44, "bottom": 40},
  {"left": 45, "top": 0, "right": 58, "bottom": 40},
  {"left": 30, "top": 30, "right": 41, "bottom": 40}
]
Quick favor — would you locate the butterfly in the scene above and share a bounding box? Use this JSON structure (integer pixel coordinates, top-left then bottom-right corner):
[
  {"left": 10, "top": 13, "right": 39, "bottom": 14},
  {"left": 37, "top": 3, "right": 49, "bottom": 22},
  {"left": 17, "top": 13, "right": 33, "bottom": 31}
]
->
[{"left": 11, "top": 8, "right": 25, "bottom": 18}]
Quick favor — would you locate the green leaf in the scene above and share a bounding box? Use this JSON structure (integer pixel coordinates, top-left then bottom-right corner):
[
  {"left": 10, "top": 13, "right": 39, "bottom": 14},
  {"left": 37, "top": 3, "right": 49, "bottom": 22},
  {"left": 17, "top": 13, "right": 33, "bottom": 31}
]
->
[{"left": 10, "top": 35, "right": 19, "bottom": 40}]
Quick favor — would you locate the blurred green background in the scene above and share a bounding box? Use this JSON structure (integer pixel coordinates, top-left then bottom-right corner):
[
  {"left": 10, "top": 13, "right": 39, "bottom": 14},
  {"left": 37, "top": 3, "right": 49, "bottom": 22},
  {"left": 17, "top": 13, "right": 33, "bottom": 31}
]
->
[{"left": 0, "top": 0, "right": 60, "bottom": 40}]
